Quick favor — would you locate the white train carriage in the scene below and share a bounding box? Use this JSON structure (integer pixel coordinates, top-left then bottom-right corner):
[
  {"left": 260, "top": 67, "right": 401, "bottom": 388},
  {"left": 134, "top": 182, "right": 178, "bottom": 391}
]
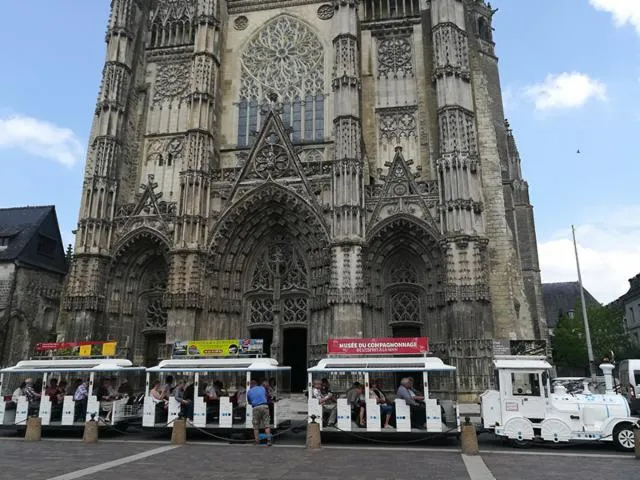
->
[
  {"left": 143, "top": 357, "right": 291, "bottom": 432},
  {"left": 480, "top": 356, "right": 639, "bottom": 451},
  {"left": 0, "top": 358, "right": 145, "bottom": 430},
  {"left": 307, "top": 356, "right": 460, "bottom": 437}
]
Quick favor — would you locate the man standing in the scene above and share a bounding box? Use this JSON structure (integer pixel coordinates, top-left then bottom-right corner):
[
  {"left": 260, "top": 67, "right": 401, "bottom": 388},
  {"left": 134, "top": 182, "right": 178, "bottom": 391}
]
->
[{"left": 247, "top": 379, "right": 272, "bottom": 446}]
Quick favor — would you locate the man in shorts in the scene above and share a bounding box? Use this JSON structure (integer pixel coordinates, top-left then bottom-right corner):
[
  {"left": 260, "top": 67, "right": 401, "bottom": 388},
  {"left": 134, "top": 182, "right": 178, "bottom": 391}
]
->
[{"left": 247, "top": 379, "right": 272, "bottom": 446}]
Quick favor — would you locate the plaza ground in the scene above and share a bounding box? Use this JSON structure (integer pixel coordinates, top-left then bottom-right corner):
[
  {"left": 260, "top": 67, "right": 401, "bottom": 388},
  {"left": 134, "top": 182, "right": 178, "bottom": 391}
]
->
[{"left": 0, "top": 427, "right": 636, "bottom": 480}]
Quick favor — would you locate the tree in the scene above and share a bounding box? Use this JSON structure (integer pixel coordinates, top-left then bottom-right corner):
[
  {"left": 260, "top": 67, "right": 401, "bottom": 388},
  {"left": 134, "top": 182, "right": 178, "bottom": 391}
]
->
[{"left": 552, "top": 303, "right": 635, "bottom": 374}]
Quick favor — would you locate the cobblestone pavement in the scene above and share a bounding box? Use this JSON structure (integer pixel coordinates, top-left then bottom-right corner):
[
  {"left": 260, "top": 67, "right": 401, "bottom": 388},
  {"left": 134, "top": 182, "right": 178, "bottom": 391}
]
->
[{"left": 0, "top": 428, "right": 636, "bottom": 480}]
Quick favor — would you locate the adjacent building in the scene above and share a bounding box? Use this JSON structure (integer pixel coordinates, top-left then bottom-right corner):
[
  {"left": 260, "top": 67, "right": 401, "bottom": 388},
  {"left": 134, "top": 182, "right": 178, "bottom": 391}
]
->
[
  {"left": 542, "top": 282, "right": 600, "bottom": 335},
  {"left": 59, "top": 0, "right": 548, "bottom": 396},
  {"left": 0, "top": 206, "right": 67, "bottom": 366},
  {"left": 619, "top": 274, "right": 640, "bottom": 346}
]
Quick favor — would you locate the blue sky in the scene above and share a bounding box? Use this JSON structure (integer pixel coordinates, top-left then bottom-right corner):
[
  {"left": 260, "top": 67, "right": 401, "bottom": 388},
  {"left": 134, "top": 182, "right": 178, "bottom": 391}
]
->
[{"left": 0, "top": 1, "right": 638, "bottom": 303}]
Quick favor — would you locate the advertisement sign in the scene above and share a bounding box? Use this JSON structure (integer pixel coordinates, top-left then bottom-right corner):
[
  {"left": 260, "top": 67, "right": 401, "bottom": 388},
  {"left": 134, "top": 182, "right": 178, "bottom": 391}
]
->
[
  {"left": 34, "top": 341, "right": 117, "bottom": 357},
  {"left": 172, "top": 339, "right": 264, "bottom": 357},
  {"left": 327, "top": 337, "right": 428, "bottom": 355}
]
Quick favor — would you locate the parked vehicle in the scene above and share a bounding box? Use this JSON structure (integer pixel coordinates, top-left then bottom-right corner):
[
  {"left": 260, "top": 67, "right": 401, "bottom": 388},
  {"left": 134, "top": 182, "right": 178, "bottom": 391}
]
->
[
  {"left": 618, "top": 359, "right": 640, "bottom": 414},
  {"left": 480, "top": 356, "right": 639, "bottom": 451}
]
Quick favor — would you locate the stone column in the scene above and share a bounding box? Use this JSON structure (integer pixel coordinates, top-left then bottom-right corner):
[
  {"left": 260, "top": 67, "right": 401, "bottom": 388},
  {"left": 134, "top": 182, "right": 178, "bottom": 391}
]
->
[
  {"left": 165, "top": 0, "right": 221, "bottom": 343},
  {"left": 430, "top": 0, "right": 490, "bottom": 337},
  {"left": 62, "top": 0, "right": 143, "bottom": 339},
  {"left": 328, "top": 0, "right": 366, "bottom": 338}
]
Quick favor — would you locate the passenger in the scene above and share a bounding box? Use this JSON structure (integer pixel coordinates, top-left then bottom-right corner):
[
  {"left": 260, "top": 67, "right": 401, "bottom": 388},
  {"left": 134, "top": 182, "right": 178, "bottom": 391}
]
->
[
  {"left": 11, "top": 382, "right": 25, "bottom": 403},
  {"left": 346, "top": 382, "right": 365, "bottom": 427},
  {"left": 397, "top": 378, "right": 425, "bottom": 429},
  {"left": 247, "top": 379, "right": 272, "bottom": 446},
  {"left": 370, "top": 379, "right": 393, "bottom": 429},
  {"left": 311, "top": 379, "right": 337, "bottom": 427},
  {"left": 57, "top": 381, "right": 68, "bottom": 402},
  {"left": 45, "top": 379, "right": 60, "bottom": 403},
  {"left": 68, "top": 379, "right": 82, "bottom": 396},
  {"left": 175, "top": 380, "right": 193, "bottom": 420},
  {"left": 161, "top": 375, "right": 175, "bottom": 398},
  {"left": 117, "top": 379, "right": 134, "bottom": 399},
  {"left": 150, "top": 380, "right": 166, "bottom": 402},
  {"left": 24, "top": 378, "right": 41, "bottom": 415}
]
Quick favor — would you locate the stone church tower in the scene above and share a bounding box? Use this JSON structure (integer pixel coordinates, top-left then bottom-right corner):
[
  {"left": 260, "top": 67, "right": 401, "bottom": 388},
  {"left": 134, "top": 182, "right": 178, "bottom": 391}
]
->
[{"left": 59, "top": 0, "right": 547, "bottom": 396}]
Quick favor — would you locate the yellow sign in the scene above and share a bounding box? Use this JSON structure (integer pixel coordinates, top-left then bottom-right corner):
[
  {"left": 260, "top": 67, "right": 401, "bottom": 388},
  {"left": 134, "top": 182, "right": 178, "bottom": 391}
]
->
[
  {"left": 102, "top": 342, "right": 117, "bottom": 356},
  {"left": 173, "top": 339, "right": 264, "bottom": 357},
  {"left": 79, "top": 345, "right": 92, "bottom": 357}
]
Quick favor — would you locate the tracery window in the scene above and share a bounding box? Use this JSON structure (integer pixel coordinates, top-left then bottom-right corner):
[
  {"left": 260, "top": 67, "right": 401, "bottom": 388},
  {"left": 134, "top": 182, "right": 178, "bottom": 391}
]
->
[
  {"left": 384, "top": 252, "right": 423, "bottom": 327},
  {"left": 246, "top": 242, "right": 309, "bottom": 327},
  {"left": 149, "top": 0, "right": 197, "bottom": 49},
  {"left": 237, "top": 16, "right": 325, "bottom": 147}
]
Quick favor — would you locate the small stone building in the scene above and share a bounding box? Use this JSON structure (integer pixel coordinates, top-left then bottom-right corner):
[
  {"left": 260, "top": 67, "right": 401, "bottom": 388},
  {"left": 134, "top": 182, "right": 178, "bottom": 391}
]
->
[
  {"left": 0, "top": 206, "right": 67, "bottom": 366},
  {"left": 619, "top": 274, "right": 640, "bottom": 346}
]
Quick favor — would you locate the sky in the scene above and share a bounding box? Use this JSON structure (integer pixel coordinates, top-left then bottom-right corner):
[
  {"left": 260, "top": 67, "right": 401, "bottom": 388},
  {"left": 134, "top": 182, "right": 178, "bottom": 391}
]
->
[{"left": 0, "top": 1, "right": 639, "bottom": 304}]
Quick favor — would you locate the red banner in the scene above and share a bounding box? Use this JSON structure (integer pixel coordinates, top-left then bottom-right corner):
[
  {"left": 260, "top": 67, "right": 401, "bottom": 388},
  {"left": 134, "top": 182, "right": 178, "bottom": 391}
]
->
[
  {"left": 327, "top": 337, "right": 428, "bottom": 355},
  {"left": 35, "top": 341, "right": 104, "bottom": 352},
  {"left": 34, "top": 341, "right": 117, "bottom": 357}
]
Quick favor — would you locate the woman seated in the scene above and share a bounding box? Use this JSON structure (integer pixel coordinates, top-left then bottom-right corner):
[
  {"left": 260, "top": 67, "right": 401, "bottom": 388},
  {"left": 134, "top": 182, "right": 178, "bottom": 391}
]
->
[{"left": 369, "top": 379, "right": 393, "bottom": 429}]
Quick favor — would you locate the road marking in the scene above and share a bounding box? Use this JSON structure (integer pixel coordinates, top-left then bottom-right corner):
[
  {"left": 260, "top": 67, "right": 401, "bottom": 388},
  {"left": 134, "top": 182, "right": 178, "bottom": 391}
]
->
[
  {"left": 481, "top": 449, "right": 631, "bottom": 459},
  {"left": 462, "top": 454, "right": 496, "bottom": 480},
  {"left": 45, "top": 445, "right": 180, "bottom": 480}
]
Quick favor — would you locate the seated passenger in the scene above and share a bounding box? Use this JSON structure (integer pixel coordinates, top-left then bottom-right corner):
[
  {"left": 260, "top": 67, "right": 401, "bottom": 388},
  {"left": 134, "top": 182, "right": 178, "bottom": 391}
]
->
[
  {"left": 370, "top": 379, "right": 393, "bottom": 429},
  {"left": 346, "top": 382, "right": 365, "bottom": 427},
  {"left": 8, "top": 382, "right": 25, "bottom": 410},
  {"left": 117, "top": 379, "right": 134, "bottom": 400},
  {"left": 311, "top": 379, "right": 336, "bottom": 427},
  {"left": 397, "top": 378, "right": 425, "bottom": 429},
  {"left": 24, "top": 378, "right": 41, "bottom": 415},
  {"left": 174, "top": 380, "right": 193, "bottom": 420}
]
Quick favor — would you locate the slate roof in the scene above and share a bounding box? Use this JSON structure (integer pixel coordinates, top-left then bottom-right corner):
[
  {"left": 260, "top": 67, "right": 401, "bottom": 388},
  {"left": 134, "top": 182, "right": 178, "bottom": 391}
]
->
[
  {"left": 542, "top": 282, "right": 600, "bottom": 328},
  {"left": 0, "top": 206, "right": 53, "bottom": 261}
]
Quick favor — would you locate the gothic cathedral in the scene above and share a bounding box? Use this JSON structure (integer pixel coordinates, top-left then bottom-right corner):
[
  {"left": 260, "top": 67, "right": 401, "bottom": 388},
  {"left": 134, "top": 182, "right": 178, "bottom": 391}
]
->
[{"left": 59, "top": 0, "right": 547, "bottom": 396}]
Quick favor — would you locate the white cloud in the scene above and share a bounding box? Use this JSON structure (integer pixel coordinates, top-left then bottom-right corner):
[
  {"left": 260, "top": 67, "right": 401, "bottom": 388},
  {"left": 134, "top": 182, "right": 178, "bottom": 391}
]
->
[
  {"left": 539, "top": 207, "right": 640, "bottom": 304},
  {"left": 0, "top": 114, "right": 84, "bottom": 167},
  {"left": 525, "top": 72, "right": 607, "bottom": 111},
  {"left": 589, "top": 0, "right": 640, "bottom": 35}
]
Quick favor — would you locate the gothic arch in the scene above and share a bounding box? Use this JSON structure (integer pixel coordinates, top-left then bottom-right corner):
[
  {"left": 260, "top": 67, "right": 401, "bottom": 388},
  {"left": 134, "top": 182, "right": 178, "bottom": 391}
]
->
[
  {"left": 364, "top": 215, "right": 445, "bottom": 337},
  {"left": 207, "top": 182, "right": 331, "bottom": 319},
  {"left": 105, "top": 229, "right": 170, "bottom": 365}
]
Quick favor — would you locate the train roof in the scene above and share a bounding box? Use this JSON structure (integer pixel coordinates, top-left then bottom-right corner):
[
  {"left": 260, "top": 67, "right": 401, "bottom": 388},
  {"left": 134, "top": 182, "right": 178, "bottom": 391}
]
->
[
  {"left": 493, "top": 355, "right": 553, "bottom": 370},
  {"left": 146, "top": 357, "right": 290, "bottom": 372},
  {"left": 308, "top": 356, "right": 456, "bottom": 372},
  {"left": 0, "top": 358, "right": 142, "bottom": 373}
]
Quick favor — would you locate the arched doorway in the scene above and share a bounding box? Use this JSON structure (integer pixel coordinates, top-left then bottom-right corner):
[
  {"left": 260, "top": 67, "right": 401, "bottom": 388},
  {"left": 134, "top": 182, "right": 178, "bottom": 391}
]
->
[
  {"left": 105, "top": 232, "right": 169, "bottom": 367},
  {"left": 245, "top": 241, "right": 310, "bottom": 392}
]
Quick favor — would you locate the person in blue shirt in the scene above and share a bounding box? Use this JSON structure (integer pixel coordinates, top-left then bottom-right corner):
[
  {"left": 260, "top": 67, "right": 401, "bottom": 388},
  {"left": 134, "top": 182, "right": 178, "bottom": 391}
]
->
[{"left": 247, "top": 379, "right": 272, "bottom": 446}]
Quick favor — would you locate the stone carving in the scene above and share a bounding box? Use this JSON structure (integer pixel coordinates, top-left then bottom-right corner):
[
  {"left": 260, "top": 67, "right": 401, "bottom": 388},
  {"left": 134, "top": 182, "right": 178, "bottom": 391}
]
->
[
  {"left": 145, "top": 297, "right": 168, "bottom": 331},
  {"left": 233, "top": 15, "right": 248, "bottom": 30},
  {"left": 254, "top": 133, "right": 290, "bottom": 179},
  {"left": 283, "top": 297, "right": 308, "bottom": 323},
  {"left": 240, "top": 16, "right": 324, "bottom": 101},
  {"left": 153, "top": 62, "right": 191, "bottom": 103},
  {"left": 438, "top": 108, "right": 477, "bottom": 155},
  {"left": 317, "top": 4, "right": 334, "bottom": 20},
  {"left": 378, "top": 107, "right": 417, "bottom": 142},
  {"left": 151, "top": 0, "right": 196, "bottom": 25},
  {"left": 377, "top": 34, "right": 413, "bottom": 79},
  {"left": 390, "top": 291, "right": 420, "bottom": 324},
  {"left": 146, "top": 136, "right": 185, "bottom": 166}
]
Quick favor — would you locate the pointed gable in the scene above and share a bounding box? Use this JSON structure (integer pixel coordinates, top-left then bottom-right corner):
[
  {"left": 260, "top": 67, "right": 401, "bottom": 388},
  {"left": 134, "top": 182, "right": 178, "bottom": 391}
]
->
[
  {"left": 229, "top": 107, "right": 316, "bottom": 204},
  {"left": 368, "top": 147, "right": 438, "bottom": 229},
  {"left": 133, "top": 174, "right": 166, "bottom": 216}
]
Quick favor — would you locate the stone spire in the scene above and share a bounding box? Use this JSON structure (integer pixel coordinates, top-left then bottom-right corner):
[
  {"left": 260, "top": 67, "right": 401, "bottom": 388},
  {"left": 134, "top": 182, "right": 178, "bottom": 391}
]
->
[
  {"left": 165, "top": 0, "right": 222, "bottom": 343},
  {"left": 62, "top": 0, "right": 144, "bottom": 338},
  {"left": 328, "top": 0, "right": 366, "bottom": 336},
  {"left": 430, "top": 0, "right": 490, "bottom": 337}
]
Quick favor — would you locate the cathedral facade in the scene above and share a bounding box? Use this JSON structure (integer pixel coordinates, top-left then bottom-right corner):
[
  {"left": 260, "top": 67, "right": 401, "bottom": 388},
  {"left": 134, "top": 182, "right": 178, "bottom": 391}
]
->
[{"left": 59, "top": 0, "right": 547, "bottom": 396}]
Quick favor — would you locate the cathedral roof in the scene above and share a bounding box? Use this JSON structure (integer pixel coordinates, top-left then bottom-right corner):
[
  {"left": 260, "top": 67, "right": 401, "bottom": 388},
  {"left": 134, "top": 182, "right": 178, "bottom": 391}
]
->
[
  {"left": 0, "top": 205, "right": 67, "bottom": 274},
  {"left": 542, "top": 282, "right": 600, "bottom": 328}
]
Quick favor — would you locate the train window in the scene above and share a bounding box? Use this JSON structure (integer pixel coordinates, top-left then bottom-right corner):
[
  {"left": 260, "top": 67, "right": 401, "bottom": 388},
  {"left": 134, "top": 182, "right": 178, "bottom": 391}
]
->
[{"left": 511, "top": 372, "right": 541, "bottom": 397}]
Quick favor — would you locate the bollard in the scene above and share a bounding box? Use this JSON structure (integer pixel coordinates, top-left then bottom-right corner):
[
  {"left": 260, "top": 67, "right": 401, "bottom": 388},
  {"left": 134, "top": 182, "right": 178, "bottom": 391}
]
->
[
  {"left": 306, "top": 415, "right": 321, "bottom": 450},
  {"left": 171, "top": 418, "right": 187, "bottom": 445},
  {"left": 82, "top": 415, "right": 99, "bottom": 444},
  {"left": 24, "top": 416, "right": 42, "bottom": 442},
  {"left": 635, "top": 426, "right": 640, "bottom": 460},
  {"left": 460, "top": 416, "right": 479, "bottom": 456}
]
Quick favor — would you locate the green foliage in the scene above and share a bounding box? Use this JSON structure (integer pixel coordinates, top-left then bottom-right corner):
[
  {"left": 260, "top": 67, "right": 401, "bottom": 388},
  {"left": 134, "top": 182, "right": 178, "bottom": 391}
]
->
[{"left": 552, "top": 303, "right": 635, "bottom": 371}]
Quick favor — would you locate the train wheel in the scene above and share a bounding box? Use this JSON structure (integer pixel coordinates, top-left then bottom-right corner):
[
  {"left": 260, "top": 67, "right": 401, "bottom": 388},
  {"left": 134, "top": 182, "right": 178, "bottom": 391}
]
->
[{"left": 613, "top": 423, "right": 635, "bottom": 452}]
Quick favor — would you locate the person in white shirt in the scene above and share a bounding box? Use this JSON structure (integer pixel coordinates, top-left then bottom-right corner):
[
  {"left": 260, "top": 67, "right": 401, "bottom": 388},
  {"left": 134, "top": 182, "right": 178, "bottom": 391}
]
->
[{"left": 311, "top": 380, "right": 337, "bottom": 426}]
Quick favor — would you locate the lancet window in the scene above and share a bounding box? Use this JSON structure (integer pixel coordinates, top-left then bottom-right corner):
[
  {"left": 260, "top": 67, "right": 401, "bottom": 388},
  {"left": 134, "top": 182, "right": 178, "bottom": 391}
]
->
[
  {"left": 384, "top": 253, "right": 424, "bottom": 328},
  {"left": 237, "top": 16, "right": 325, "bottom": 147},
  {"left": 149, "top": 0, "right": 197, "bottom": 49}
]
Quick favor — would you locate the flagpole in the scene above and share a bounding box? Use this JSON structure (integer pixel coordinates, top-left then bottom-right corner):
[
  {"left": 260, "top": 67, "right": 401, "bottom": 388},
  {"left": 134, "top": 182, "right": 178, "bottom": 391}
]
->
[{"left": 572, "top": 225, "right": 596, "bottom": 381}]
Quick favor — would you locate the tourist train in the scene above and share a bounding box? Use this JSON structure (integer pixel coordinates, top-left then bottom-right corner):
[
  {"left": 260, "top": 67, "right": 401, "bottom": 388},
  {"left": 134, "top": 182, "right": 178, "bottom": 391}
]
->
[
  {"left": 0, "top": 337, "right": 637, "bottom": 451},
  {"left": 0, "top": 341, "right": 144, "bottom": 430}
]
